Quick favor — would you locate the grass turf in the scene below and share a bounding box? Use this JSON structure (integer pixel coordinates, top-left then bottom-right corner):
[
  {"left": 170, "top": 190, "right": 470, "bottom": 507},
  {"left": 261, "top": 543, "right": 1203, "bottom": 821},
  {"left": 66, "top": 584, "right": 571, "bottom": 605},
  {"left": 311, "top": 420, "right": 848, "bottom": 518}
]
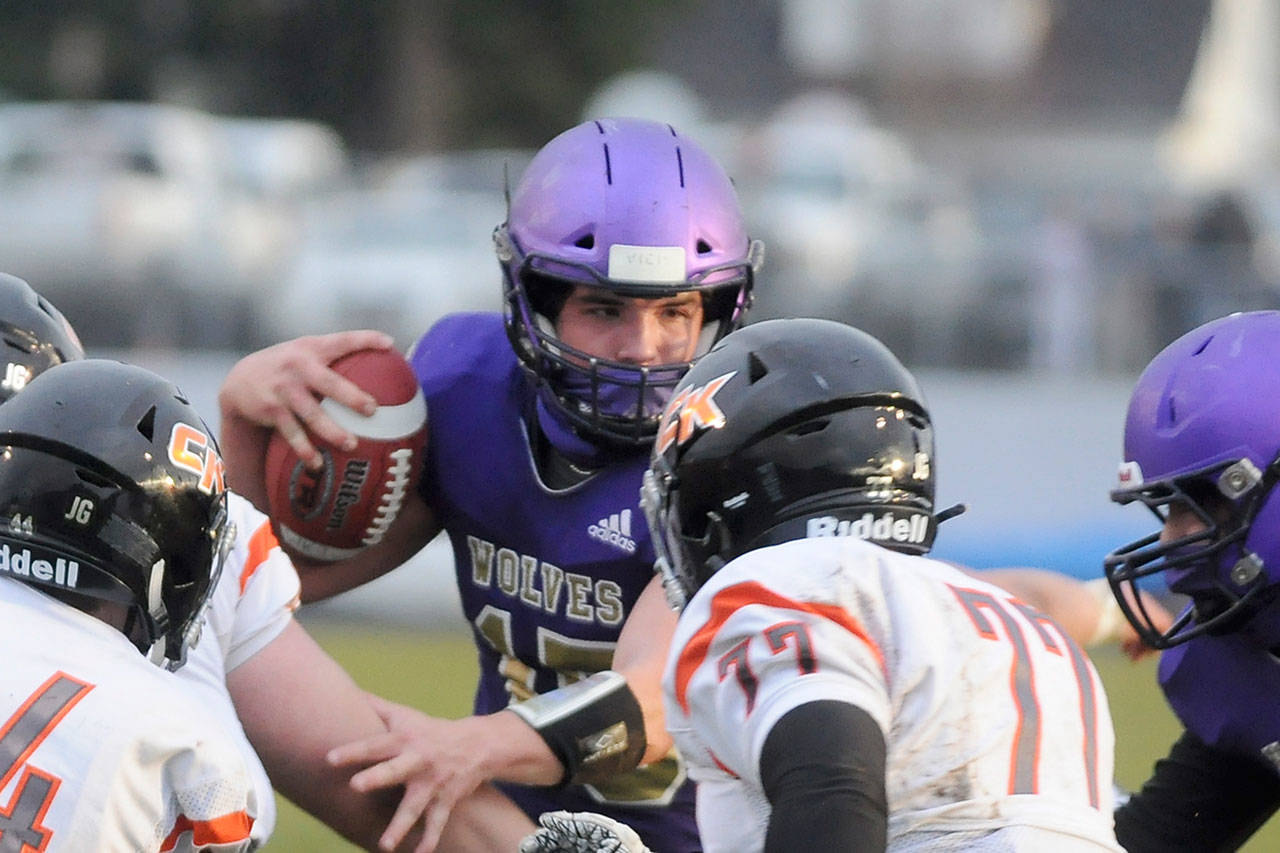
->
[{"left": 266, "top": 623, "right": 1279, "bottom": 851}]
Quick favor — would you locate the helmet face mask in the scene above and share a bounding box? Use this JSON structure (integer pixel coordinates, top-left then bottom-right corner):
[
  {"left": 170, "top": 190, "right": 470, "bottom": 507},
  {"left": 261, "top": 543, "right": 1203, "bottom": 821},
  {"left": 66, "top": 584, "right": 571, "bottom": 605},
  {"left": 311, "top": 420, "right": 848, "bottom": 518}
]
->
[
  {"left": 641, "top": 319, "right": 941, "bottom": 610},
  {"left": 1105, "top": 457, "right": 1278, "bottom": 649},
  {"left": 0, "top": 360, "right": 232, "bottom": 669},
  {"left": 497, "top": 118, "right": 763, "bottom": 449},
  {"left": 1103, "top": 310, "right": 1280, "bottom": 650}
]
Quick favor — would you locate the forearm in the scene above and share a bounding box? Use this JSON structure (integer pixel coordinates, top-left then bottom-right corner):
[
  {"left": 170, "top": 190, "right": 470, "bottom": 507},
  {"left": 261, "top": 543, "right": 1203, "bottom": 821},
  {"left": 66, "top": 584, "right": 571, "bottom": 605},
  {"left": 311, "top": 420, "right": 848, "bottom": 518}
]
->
[
  {"left": 229, "top": 621, "right": 413, "bottom": 849},
  {"left": 611, "top": 573, "right": 679, "bottom": 763},
  {"left": 436, "top": 784, "right": 536, "bottom": 853},
  {"left": 761, "top": 700, "right": 888, "bottom": 853},
  {"left": 475, "top": 710, "right": 566, "bottom": 787},
  {"left": 294, "top": 496, "right": 439, "bottom": 603},
  {"left": 1115, "top": 730, "right": 1280, "bottom": 852},
  {"left": 216, "top": 406, "right": 272, "bottom": 511}
]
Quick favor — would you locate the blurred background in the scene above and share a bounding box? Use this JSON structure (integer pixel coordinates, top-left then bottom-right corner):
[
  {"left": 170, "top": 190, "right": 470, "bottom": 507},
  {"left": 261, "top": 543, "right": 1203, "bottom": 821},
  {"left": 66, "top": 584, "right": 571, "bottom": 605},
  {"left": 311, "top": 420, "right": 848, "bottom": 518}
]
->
[
  {"left": 1, "top": 0, "right": 1272, "bottom": 578},
  {"left": 2, "top": 2, "right": 1279, "bottom": 847}
]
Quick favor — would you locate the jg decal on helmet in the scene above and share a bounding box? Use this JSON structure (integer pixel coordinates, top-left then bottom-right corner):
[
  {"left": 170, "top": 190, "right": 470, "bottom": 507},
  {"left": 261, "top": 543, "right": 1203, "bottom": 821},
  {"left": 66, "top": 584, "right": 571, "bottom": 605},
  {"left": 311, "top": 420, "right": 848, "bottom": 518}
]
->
[
  {"left": 496, "top": 117, "right": 764, "bottom": 449},
  {"left": 0, "top": 360, "right": 233, "bottom": 670},
  {"left": 1105, "top": 311, "right": 1280, "bottom": 650},
  {"left": 641, "top": 318, "right": 961, "bottom": 610}
]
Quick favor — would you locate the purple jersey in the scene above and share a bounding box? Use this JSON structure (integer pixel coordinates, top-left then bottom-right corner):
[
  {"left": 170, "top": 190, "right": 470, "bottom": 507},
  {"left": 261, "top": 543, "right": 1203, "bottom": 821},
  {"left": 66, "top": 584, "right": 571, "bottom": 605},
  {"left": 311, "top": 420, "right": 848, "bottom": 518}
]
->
[
  {"left": 411, "top": 313, "right": 699, "bottom": 851},
  {"left": 1159, "top": 628, "right": 1280, "bottom": 774}
]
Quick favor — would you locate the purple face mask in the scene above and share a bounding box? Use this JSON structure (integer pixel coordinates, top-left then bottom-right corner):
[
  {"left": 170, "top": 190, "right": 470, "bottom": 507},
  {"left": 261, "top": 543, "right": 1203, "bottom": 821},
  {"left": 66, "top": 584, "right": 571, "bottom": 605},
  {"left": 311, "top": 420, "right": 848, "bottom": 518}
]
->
[{"left": 535, "top": 362, "right": 683, "bottom": 464}]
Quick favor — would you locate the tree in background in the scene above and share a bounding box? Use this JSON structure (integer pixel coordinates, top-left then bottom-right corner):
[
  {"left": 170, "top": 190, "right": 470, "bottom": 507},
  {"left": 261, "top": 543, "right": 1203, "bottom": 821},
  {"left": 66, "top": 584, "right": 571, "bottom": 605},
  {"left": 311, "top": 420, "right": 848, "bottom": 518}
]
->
[{"left": 0, "top": 0, "right": 687, "bottom": 150}]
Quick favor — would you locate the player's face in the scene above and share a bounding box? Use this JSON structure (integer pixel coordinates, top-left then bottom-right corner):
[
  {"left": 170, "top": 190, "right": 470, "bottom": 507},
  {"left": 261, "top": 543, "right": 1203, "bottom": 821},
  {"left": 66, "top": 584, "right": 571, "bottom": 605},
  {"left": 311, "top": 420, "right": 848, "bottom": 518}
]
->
[
  {"left": 1158, "top": 485, "right": 1232, "bottom": 545},
  {"left": 555, "top": 285, "right": 704, "bottom": 366}
]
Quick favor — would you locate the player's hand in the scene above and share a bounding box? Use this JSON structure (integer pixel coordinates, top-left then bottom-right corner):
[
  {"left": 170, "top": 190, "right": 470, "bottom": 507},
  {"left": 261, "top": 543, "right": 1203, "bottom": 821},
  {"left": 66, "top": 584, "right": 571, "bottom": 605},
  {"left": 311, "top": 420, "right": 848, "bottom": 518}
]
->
[
  {"left": 1117, "top": 588, "right": 1174, "bottom": 661},
  {"left": 328, "top": 697, "right": 553, "bottom": 853},
  {"left": 518, "top": 811, "right": 652, "bottom": 853},
  {"left": 218, "top": 330, "right": 394, "bottom": 471}
]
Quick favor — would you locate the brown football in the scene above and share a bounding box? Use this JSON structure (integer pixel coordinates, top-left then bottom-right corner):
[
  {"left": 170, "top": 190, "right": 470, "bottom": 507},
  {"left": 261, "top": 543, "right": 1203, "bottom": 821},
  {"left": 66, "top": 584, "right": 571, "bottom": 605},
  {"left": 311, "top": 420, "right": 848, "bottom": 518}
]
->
[{"left": 264, "top": 348, "right": 426, "bottom": 562}]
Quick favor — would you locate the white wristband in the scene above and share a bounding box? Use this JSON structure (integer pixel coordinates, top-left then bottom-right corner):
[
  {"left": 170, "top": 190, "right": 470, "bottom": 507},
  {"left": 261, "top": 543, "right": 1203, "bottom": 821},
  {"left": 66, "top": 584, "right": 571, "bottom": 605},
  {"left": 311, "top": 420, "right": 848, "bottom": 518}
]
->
[{"left": 1084, "top": 577, "right": 1125, "bottom": 647}]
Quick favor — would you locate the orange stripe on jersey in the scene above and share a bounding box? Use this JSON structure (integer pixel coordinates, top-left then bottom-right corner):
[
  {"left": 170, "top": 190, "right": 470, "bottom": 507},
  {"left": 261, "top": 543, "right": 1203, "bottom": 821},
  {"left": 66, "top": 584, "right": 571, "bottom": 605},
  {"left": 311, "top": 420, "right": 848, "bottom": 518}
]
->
[
  {"left": 238, "top": 522, "right": 280, "bottom": 595},
  {"left": 707, "top": 748, "right": 740, "bottom": 779},
  {"left": 673, "top": 581, "right": 884, "bottom": 714},
  {"left": 160, "top": 811, "right": 254, "bottom": 851}
]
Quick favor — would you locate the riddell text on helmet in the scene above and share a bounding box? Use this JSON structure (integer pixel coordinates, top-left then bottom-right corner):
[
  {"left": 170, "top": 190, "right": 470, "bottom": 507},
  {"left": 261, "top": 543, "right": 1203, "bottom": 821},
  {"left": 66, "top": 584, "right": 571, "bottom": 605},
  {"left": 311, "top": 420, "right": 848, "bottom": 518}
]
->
[{"left": 806, "top": 512, "right": 929, "bottom": 546}]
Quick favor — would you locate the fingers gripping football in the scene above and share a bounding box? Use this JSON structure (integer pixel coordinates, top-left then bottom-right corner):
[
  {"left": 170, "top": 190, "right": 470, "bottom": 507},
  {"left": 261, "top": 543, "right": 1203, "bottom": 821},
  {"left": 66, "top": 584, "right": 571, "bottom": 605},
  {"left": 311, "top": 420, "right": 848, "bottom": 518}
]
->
[{"left": 265, "top": 348, "right": 427, "bottom": 562}]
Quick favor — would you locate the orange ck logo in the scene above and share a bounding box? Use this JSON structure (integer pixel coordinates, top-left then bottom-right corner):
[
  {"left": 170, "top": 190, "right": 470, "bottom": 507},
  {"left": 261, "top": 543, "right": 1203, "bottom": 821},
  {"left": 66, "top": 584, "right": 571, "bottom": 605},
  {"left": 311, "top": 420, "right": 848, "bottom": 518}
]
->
[
  {"left": 168, "top": 422, "right": 227, "bottom": 495},
  {"left": 657, "top": 371, "right": 737, "bottom": 454}
]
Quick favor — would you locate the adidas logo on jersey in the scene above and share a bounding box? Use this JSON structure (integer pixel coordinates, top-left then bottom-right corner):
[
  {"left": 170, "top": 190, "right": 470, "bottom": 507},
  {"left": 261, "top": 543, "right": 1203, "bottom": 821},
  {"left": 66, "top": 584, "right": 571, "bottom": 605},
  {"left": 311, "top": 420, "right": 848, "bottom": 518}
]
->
[
  {"left": 0, "top": 543, "right": 80, "bottom": 588},
  {"left": 806, "top": 512, "right": 930, "bottom": 546},
  {"left": 588, "top": 509, "right": 637, "bottom": 554}
]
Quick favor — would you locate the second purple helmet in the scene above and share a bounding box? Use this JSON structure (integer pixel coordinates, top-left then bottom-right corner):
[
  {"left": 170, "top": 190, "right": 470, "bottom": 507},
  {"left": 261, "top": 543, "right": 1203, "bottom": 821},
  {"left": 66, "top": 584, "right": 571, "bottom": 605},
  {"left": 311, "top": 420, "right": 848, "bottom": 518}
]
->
[
  {"left": 495, "top": 118, "right": 763, "bottom": 449},
  {"left": 1104, "top": 310, "right": 1280, "bottom": 649}
]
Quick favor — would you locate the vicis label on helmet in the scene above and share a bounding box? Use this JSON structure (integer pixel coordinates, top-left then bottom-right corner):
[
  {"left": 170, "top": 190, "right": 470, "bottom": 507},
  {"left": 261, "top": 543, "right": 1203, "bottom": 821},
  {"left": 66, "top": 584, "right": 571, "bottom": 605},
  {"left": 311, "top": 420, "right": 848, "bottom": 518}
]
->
[
  {"left": 607, "top": 244, "right": 686, "bottom": 284},
  {"left": 806, "top": 512, "right": 930, "bottom": 546}
]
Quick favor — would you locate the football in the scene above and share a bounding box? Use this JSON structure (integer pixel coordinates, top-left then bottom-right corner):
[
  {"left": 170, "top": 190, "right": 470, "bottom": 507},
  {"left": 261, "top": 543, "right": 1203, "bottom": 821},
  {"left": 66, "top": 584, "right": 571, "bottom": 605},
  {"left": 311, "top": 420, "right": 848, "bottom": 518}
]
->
[{"left": 264, "top": 348, "right": 427, "bottom": 563}]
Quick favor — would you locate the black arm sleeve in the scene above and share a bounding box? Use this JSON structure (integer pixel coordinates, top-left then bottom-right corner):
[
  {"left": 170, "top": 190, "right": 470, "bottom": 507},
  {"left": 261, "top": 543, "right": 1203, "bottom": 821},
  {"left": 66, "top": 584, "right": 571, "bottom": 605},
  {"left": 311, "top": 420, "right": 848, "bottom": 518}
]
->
[
  {"left": 1116, "top": 730, "right": 1280, "bottom": 853},
  {"left": 759, "top": 699, "right": 888, "bottom": 853}
]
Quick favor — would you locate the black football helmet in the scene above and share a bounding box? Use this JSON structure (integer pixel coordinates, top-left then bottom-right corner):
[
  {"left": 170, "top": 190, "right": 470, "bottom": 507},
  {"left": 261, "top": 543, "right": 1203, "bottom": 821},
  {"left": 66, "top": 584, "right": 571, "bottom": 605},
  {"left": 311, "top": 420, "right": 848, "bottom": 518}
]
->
[
  {"left": 642, "top": 318, "right": 948, "bottom": 609},
  {"left": 0, "top": 273, "right": 84, "bottom": 402},
  {"left": 0, "top": 359, "right": 232, "bottom": 669}
]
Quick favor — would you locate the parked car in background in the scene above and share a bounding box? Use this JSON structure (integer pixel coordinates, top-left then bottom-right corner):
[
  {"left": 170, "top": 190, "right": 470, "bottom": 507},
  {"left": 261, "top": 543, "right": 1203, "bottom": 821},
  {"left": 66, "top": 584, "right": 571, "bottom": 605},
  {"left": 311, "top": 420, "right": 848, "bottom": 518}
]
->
[
  {"left": 734, "top": 91, "right": 980, "bottom": 362},
  {"left": 262, "top": 185, "right": 504, "bottom": 348},
  {"left": 371, "top": 147, "right": 533, "bottom": 197},
  {"left": 0, "top": 100, "right": 326, "bottom": 349}
]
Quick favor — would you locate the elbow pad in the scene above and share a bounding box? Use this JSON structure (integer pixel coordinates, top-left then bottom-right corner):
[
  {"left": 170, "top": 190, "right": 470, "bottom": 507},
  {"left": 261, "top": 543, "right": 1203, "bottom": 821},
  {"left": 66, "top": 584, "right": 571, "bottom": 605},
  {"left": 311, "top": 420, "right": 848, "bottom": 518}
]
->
[{"left": 508, "top": 670, "right": 647, "bottom": 787}]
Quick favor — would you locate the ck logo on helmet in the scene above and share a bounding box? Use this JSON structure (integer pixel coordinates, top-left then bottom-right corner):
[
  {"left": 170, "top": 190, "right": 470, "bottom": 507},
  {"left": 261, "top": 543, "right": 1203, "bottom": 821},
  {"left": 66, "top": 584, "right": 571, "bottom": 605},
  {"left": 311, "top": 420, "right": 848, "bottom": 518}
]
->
[
  {"left": 657, "top": 371, "right": 737, "bottom": 454},
  {"left": 168, "top": 422, "right": 226, "bottom": 495}
]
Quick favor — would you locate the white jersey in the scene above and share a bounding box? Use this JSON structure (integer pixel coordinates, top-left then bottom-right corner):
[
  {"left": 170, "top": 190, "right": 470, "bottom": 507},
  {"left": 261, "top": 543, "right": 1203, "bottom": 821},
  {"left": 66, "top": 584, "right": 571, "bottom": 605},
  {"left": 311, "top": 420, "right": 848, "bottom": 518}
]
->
[
  {"left": 0, "top": 579, "right": 259, "bottom": 852},
  {"left": 663, "top": 537, "right": 1120, "bottom": 852},
  {"left": 173, "top": 492, "right": 301, "bottom": 845}
]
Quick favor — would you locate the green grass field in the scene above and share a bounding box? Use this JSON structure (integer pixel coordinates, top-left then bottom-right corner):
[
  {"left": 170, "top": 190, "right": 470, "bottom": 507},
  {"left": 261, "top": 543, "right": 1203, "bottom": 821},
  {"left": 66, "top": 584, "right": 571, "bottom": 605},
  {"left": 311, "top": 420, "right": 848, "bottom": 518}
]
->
[{"left": 266, "top": 622, "right": 1280, "bottom": 851}]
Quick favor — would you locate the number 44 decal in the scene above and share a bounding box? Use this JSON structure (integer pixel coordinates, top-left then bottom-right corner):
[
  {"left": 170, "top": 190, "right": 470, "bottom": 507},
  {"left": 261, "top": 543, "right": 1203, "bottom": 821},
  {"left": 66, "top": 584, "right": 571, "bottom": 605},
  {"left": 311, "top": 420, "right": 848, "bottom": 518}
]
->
[{"left": 0, "top": 673, "right": 94, "bottom": 852}]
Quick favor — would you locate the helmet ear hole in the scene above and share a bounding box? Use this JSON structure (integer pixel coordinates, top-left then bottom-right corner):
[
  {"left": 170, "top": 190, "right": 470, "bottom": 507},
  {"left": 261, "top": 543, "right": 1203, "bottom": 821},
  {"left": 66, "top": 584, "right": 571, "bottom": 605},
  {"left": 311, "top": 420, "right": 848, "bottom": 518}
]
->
[{"left": 136, "top": 406, "right": 157, "bottom": 441}]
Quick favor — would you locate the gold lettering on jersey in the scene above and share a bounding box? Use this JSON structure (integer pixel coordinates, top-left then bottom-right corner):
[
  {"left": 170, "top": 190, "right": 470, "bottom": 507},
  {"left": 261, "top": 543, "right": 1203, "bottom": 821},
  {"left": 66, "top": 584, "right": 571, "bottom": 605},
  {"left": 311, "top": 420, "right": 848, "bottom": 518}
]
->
[
  {"left": 594, "top": 580, "right": 624, "bottom": 626},
  {"left": 469, "top": 536, "right": 494, "bottom": 585},
  {"left": 565, "top": 573, "right": 594, "bottom": 622},
  {"left": 519, "top": 554, "right": 542, "bottom": 608},
  {"left": 541, "top": 563, "right": 565, "bottom": 613},
  {"left": 467, "top": 536, "right": 629, "bottom": 628},
  {"left": 496, "top": 548, "right": 520, "bottom": 595}
]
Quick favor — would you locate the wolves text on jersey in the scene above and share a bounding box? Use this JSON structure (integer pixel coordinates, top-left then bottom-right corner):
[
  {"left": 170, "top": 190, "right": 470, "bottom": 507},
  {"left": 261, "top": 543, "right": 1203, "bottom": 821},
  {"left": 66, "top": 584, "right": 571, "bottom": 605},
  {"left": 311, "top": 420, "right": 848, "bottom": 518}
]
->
[{"left": 467, "top": 535, "right": 625, "bottom": 627}]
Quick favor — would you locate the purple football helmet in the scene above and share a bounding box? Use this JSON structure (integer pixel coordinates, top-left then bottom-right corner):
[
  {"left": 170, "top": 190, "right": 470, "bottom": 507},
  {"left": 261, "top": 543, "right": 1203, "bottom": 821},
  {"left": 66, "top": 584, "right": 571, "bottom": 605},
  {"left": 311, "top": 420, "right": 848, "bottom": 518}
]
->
[
  {"left": 1104, "top": 311, "right": 1280, "bottom": 649},
  {"left": 496, "top": 118, "right": 763, "bottom": 449}
]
